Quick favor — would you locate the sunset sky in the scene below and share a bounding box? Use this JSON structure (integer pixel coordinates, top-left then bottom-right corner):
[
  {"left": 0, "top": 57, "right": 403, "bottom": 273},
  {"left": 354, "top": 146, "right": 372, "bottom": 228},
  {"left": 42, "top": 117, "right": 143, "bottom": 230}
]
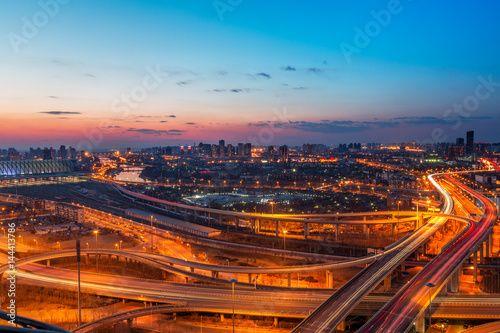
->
[{"left": 1, "top": 0, "right": 500, "bottom": 150}]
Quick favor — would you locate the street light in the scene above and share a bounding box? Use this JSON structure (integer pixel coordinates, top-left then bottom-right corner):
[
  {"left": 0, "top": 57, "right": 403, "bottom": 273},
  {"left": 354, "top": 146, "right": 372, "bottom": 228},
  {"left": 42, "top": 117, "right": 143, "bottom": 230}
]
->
[
  {"left": 150, "top": 216, "right": 154, "bottom": 250},
  {"left": 228, "top": 279, "right": 238, "bottom": 333},
  {"left": 94, "top": 230, "right": 99, "bottom": 273},
  {"left": 119, "top": 240, "right": 123, "bottom": 250},
  {"left": 425, "top": 282, "right": 435, "bottom": 331},
  {"left": 283, "top": 230, "right": 288, "bottom": 265},
  {"left": 270, "top": 201, "right": 274, "bottom": 215}
]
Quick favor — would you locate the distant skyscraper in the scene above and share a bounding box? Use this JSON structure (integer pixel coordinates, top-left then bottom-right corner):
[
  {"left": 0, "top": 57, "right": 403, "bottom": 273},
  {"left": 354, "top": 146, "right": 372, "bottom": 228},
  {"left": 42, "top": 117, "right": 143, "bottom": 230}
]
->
[
  {"left": 279, "top": 145, "right": 289, "bottom": 162},
  {"left": 59, "top": 145, "right": 67, "bottom": 159},
  {"left": 456, "top": 138, "right": 464, "bottom": 146},
  {"left": 226, "top": 144, "right": 235, "bottom": 157},
  {"left": 218, "top": 140, "right": 225, "bottom": 158},
  {"left": 42, "top": 148, "right": 52, "bottom": 160},
  {"left": 243, "top": 143, "right": 252, "bottom": 157},
  {"left": 237, "top": 143, "right": 244, "bottom": 156},
  {"left": 466, "top": 131, "right": 474, "bottom": 155}
]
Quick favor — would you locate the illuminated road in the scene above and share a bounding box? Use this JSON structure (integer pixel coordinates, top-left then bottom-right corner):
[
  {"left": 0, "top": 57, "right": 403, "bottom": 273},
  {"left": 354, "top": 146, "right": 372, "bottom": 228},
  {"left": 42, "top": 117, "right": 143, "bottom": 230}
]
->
[
  {"left": 291, "top": 173, "right": 457, "bottom": 332},
  {"left": 358, "top": 175, "right": 498, "bottom": 332}
]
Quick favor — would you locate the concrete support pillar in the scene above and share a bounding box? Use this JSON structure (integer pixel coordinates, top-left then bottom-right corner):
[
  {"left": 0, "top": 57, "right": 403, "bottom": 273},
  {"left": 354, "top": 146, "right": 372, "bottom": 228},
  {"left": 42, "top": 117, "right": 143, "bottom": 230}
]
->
[
  {"left": 384, "top": 274, "right": 391, "bottom": 291},
  {"left": 251, "top": 219, "right": 255, "bottom": 234},
  {"left": 275, "top": 220, "right": 279, "bottom": 237},
  {"left": 366, "top": 225, "right": 370, "bottom": 240},
  {"left": 219, "top": 214, "right": 222, "bottom": 226},
  {"left": 85, "top": 254, "right": 89, "bottom": 265},
  {"left": 127, "top": 318, "right": 133, "bottom": 328},
  {"left": 337, "top": 321, "right": 346, "bottom": 331},
  {"left": 447, "top": 270, "right": 459, "bottom": 293},
  {"left": 220, "top": 314, "right": 224, "bottom": 322},
  {"left": 486, "top": 238, "right": 490, "bottom": 258},
  {"left": 256, "top": 219, "right": 260, "bottom": 233},
  {"left": 480, "top": 245, "right": 484, "bottom": 264},
  {"left": 304, "top": 223, "right": 309, "bottom": 240},
  {"left": 235, "top": 217, "right": 238, "bottom": 231},
  {"left": 46, "top": 259, "right": 50, "bottom": 267},
  {"left": 363, "top": 223, "right": 367, "bottom": 234},
  {"left": 287, "top": 273, "right": 291, "bottom": 287},
  {"left": 326, "top": 269, "right": 334, "bottom": 288},
  {"left": 274, "top": 317, "right": 278, "bottom": 327},
  {"left": 400, "top": 263, "right": 405, "bottom": 273},
  {"left": 208, "top": 212, "right": 211, "bottom": 226},
  {"left": 335, "top": 225, "right": 339, "bottom": 241},
  {"left": 248, "top": 273, "right": 252, "bottom": 283},
  {"left": 212, "top": 271, "right": 219, "bottom": 278},
  {"left": 184, "top": 277, "right": 189, "bottom": 284},
  {"left": 473, "top": 251, "right": 478, "bottom": 283},
  {"left": 414, "top": 312, "right": 425, "bottom": 333},
  {"left": 489, "top": 233, "right": 494, "bottom": 256},
  {"left": 392, "top": 223, "right": 397, "bottom": 238},
  {"left": 190, "top": 267, "right": 194, "bottom": 273}
]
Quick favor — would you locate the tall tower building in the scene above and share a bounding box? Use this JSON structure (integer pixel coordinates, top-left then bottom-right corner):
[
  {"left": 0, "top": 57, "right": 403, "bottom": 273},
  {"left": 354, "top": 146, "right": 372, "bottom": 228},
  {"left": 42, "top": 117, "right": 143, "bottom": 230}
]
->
[
  {"left": 59, "top": 145, "right": 67, "bottom": 159},
  {"left": 466, "top": 131, "right": 474, "bottom": 155}
]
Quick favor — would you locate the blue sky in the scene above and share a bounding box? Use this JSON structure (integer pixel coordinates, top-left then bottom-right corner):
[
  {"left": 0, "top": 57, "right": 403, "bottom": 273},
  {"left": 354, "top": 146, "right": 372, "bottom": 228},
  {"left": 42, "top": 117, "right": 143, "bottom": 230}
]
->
[{"left": 1, "top": 0, "right": 500, "bottom": 149}]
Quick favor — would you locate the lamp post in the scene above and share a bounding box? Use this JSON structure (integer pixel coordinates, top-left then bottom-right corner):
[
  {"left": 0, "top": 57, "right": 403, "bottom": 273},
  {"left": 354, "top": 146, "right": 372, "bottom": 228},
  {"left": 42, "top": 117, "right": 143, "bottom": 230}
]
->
[
  {"left": 94, "top": 230, "right": 99, "bottom": 273},
  {"left": 270, "top": 202, "right": 274, "bottom": 215},
  {"left": 150, "top": 216, "right": 154, "bottom": 250},
  {"left": 425, "top": 282, "right": 435, "bottom": 331},
  {"left": 119, "top": 240, "right": 122, "bottom": 250},
  {"left": 416, "top": 179, "right": 420, "bottom": 228},
  {"left": 228, "top": 279, "right": 238, "bottom": 333},
  {"left": 283, "top": 230, "right": 288, "bottom": 265}
]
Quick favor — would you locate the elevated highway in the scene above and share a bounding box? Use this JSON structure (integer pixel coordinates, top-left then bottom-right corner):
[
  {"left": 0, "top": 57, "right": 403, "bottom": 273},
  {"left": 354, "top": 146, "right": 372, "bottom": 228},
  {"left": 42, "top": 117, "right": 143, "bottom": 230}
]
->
[
  {"left": 358, "top": 175, "right": 498, "bottom": 332},
  {"left": 292, "top": 173, "right": 457, "bottom": 332}
]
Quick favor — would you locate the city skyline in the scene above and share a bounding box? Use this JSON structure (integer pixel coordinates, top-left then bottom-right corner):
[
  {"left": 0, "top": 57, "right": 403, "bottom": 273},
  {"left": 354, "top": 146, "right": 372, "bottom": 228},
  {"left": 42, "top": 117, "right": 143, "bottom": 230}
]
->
[{"left": 2, "top": 1, "right": 500, "bottom": 150}]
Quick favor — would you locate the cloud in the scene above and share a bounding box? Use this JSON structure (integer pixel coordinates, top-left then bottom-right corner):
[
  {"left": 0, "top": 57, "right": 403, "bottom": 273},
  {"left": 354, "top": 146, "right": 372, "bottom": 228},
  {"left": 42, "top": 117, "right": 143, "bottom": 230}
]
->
[
  {"left": 308, "top": 68, "right": 323, "bottom": 73},
  {"left": 210, "top": 89, "right": 226, "bottom": 92},
  {"left": 217, "top": 70, "right": 228, "bottom": 76},
  {"left": 293, "top": 87, "right": 308, "bottom": 90},
  {"left": 160, "top": 120, "right": 168, "bottom": 123},
  {"left": 107, "top": 125, "right": 121, "bottom": 129},
  {"left": 256, "top": 72, "right": 271, "bottom": 79},
  {"left": 281, "top": 66, "right": 296, "bottom": 71},
  {"left": 392, "top": 115, "right": 493, "bottom": 126},
  {"left": 231, "top": 89, "right": 243, "bottom": 93},
  {"left": 40, "top": 111, "right": 81, "bottom": 115},
  {"left": 48, "top": 95, "right": 59, "bottom": 99},
  {"left": 177, "top": 80, "right": 192, "bottom": 86},
  {"left": 248, "top": 119, "right": 399, "bottom": 134},
  {"left": 185, "top": 122, "right": 196, "bottom": 125},
  {"left": 126, "top": 128, "right": 186, "bottom": 136},
  {"left": 168, "top": 115, "right": 176, "bottom": 118}
]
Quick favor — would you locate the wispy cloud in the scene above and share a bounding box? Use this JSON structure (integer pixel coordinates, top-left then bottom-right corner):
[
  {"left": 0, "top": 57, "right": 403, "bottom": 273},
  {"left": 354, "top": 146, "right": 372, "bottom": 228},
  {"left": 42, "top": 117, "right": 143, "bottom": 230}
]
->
[
  {"left": 40, "top": 111, "right": 81, "bottom": 115},
  {"left": 249, "top": 119, "right": 398, "bottom": 134},
  {"left": 308, "top": 68, "right": 323, "bottom": 73},
  {"left": 185, "top": 122, "right": 196, "bottom": 125},
  {"left": 281, "top": 66, "right": 296, "bottom": 71},
  {"left": 126, "top": 128, "right": 186, "bottom": 136},
  {"left": 256, "top": 72, "right": 271, "bottom": 79}
]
